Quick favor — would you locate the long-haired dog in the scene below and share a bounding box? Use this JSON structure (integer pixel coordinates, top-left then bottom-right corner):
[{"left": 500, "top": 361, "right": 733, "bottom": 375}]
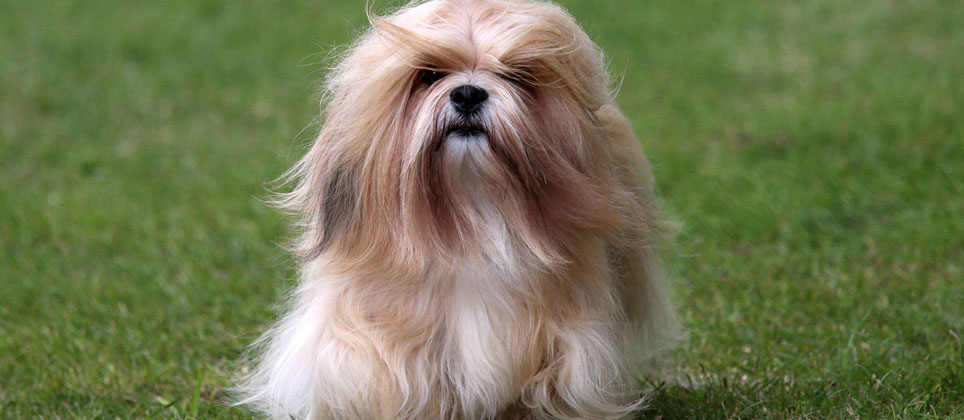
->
[{"left": 238, "top": 0, "right": 678, "bottom": 418}]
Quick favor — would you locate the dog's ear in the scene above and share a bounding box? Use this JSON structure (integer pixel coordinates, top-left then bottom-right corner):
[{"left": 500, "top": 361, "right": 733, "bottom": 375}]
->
[
  {"left": 275, "top": 133, "right": 361, "bottom": 259},
  {"left": 308, "top": 166, "right": 357, "bottom": 258},
  {"left": 597, "top": 104, "right": 682, "bottom": 358}
]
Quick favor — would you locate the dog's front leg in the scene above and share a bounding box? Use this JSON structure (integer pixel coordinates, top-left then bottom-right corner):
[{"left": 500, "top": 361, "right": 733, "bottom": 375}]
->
[{"left": 518, "top": 322, "right": 640, "bottom": 420}]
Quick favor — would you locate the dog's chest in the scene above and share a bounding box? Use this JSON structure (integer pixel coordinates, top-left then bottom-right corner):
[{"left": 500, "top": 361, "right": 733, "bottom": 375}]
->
[{"left": 435, "top": 261, "right": 540, "bottom": 415}]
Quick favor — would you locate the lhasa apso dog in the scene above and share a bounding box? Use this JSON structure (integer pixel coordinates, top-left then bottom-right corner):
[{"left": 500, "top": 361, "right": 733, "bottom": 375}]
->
[{"left": 239, "top": 0, "right": 678, "bottom": 419}]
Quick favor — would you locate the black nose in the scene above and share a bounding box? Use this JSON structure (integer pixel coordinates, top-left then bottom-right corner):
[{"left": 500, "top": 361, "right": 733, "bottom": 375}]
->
[{"left": 450, "top": 85, "right": 489, "bottom": 115}]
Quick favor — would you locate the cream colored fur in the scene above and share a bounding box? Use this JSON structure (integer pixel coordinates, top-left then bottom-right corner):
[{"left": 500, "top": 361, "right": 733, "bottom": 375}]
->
[{"left": 237, "top": 1, "right": 679, "bottom": 418}]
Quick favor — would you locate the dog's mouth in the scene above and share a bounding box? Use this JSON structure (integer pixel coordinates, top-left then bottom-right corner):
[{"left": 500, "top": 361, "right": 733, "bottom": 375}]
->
[{"left": 444, "top": 121, "right": 486, "bottom": 139}]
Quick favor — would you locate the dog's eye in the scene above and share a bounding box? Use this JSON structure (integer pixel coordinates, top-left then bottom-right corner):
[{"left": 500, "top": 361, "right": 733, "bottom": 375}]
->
[
  {"left": 418, "top": 69, "right": 446, "bottom": 86},
  {"left": 499, "top": 71, "right": 529, "bottom": 87},
  {"left": 499, "top": 73, "right": 519, "bottom": 83}
]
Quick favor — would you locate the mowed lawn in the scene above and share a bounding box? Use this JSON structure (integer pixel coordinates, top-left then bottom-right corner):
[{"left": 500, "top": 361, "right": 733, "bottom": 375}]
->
[{"left": 1, "top": 0, "right": 962, "bottom": 418}]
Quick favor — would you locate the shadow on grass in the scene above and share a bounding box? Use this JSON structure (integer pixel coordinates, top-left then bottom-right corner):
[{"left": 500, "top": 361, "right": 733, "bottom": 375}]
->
[
  {"left": 635, "top": 363, "right": 964, "bottom": 419},
  {"left": 635, "top": 372, "right": 815, "bottom": 420}
]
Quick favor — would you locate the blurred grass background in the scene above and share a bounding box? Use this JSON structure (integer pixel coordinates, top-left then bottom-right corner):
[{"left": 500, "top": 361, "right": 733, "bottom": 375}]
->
[{"left": 1, "top": 0, "right": 962, "bottom": 418}]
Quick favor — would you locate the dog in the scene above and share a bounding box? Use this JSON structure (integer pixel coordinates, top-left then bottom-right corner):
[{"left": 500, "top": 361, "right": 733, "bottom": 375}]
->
[{"left": 238, "top": 0, "right": 678, "bottom": 418}]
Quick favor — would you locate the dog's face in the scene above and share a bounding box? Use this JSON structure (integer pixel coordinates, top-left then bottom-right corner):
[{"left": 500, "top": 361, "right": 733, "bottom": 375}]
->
[{"left": 286, "top": 0, "right": 637, "bottom": 268}]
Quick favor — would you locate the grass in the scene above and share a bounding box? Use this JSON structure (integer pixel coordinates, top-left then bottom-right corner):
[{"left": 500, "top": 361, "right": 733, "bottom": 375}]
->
[{"left": 1, "top": 0, "right": 961, "bottom": 418}]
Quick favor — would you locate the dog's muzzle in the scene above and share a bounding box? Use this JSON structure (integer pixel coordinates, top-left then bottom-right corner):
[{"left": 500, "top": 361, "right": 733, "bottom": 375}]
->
[{"left": 445, "top": 120, "right": 486, "bottom": 140}]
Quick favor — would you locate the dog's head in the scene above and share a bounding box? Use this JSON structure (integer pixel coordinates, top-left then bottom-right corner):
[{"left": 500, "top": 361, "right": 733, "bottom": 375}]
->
[{"left": 283, "top": 0, "right": 639, "bottom": 269}]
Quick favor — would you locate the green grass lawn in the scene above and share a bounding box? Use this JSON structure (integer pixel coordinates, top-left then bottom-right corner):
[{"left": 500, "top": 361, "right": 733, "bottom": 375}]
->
[{"left": 1, "top": 0, "right": 962, "bottom": 418}]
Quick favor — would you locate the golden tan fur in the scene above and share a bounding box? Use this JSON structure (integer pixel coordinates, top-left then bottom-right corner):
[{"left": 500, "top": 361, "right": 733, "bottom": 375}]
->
[{"left": 237, "top": 1, "right": 678, "bottom": 418}]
